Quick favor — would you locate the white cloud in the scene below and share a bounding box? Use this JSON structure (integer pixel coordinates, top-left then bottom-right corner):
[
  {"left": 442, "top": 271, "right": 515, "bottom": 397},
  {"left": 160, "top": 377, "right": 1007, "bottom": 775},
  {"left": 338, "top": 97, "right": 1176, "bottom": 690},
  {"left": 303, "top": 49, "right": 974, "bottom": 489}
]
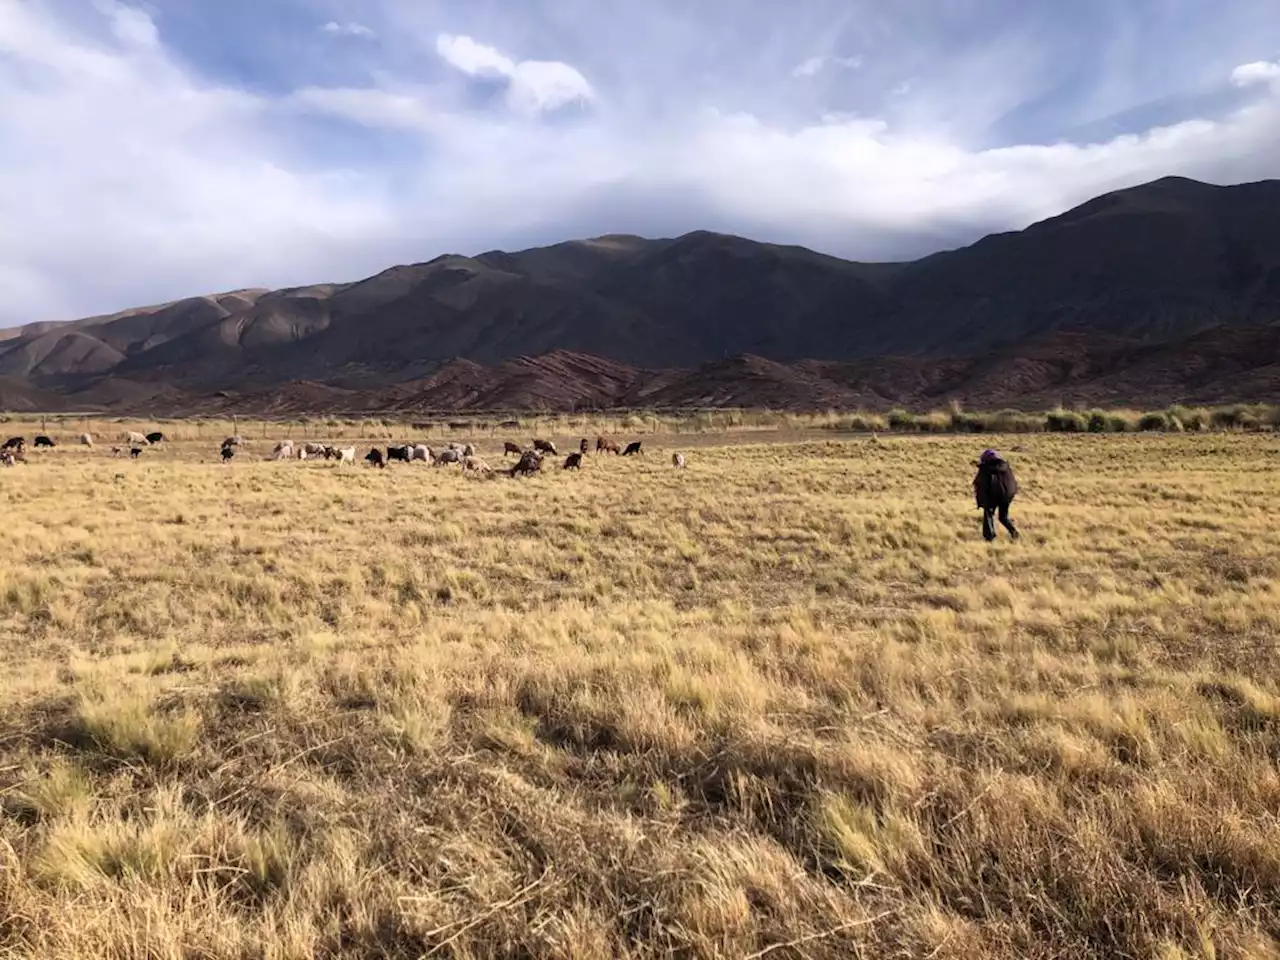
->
[
  {"left": 1231, "top": 60, "right": 1280, "bottom": 88},
  {"left": 322, "top": 21, "right": 377, "bottom": 40},
  {"left": 792, "top": 54, "right": 862, "bottom": 78},
  {"left": 3, "top": 4, "right": 1280, "bottom": 327},
  {"left": 94, "top": 0, "right": 159, "bottom": 48},
  {"left": 792, "top": 56, "right": 825, "bottom": 78},
  {"left": 287, "top": 86, "right": 436, "bottom": 131},
  {"left": 435, "top": 33, "right": 595, "bottom": 115}
]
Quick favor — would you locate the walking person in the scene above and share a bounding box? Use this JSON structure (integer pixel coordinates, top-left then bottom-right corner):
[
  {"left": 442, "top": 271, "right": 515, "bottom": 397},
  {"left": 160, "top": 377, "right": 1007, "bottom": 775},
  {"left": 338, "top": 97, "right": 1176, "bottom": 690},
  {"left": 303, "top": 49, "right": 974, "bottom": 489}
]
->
[{"left": 974, "top": 449, "right": 1020, "bottom": 542}]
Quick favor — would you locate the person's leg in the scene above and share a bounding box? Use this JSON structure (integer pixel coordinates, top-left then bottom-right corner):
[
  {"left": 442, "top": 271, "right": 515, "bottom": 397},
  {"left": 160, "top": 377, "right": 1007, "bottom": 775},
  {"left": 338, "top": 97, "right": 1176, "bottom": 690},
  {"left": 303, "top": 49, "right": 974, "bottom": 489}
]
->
[
  {"left": 983, "top": 508, "right": 996, "bottom": 541},
  {"left": 998, "top": 502, "right": 1019, "bottom": 539}
]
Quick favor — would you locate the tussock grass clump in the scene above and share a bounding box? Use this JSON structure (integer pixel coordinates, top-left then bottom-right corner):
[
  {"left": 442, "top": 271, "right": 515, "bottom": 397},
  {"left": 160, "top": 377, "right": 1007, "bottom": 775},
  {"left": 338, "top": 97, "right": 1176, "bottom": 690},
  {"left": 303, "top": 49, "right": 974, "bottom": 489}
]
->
[{"left": 0, "top": 431, "right": 1278, "bottom": 956}]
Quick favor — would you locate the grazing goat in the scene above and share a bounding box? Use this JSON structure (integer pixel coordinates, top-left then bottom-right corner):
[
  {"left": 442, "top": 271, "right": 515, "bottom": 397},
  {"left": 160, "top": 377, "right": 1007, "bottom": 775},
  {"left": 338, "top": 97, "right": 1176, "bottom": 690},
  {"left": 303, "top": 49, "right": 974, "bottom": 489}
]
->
[
  {"left": 622, "top": 441, "right": 643, "bottom": 456},
  {"left": 386, "top": 445, "right": 412, "bottom": 463},
  {"left": 435, "top": 448, "right": 461, "bottom": 466},
  {"left": 672, "top": 453, "right": 686, "bottom": 469},
  {"left": 596, "top": 436, "right": 620, "bottom": 454},
  {"left": 462, "top": 443, "right": 476, "bottom": 458},
  {"left": 80, "top": 433, "right": 94, "bottom": 448},
  {"left": 34, "top": 435, "right": 55, "bottom": 448},
  {"left": 222, "top": 435, "right": 244, "bottom": 449},
  {"left": 533, "top": 438, "right": 557, "bottom": 455},
  {"left": 121, "top": 431, "right": 148, "bottom": 446},
  {"left": 338, "top": 447, "right": 356, "bottom": 464},
  {"left": 129, "top": 447, "right": 143, "bottom": 459},
  {"left": 272, "top": 441, "right": 295, "bottom": 461},
  {"left": 220, "top": 446, "right": 235, "bottom": 463},
  {"left": 410, "top": 444, "right": 433, "bottom": 463},
  {"left": 111, "top": 446, "right": 123, "bottom": 458},
  {"left": 365, "top": 448, "right": 386, "bottom": 468},
  {"left": 563, "top": 452, "right": 582, "bottom": 470},
  {"left": 509, "top": 450, "right": 542, "bottom": 477},
  {"left": 302, "top": 442, "right": 327, "bottom": 457},
  {"left": 503, "top": 440, "right": 522, "bottom": 457},
  {"left": 2, "top": 437, "right": 25, "bottom": 452},
  {"left": 462, "top": 456, "right": 492, "bottom": 473},
  {"left": 146, "top": 432, "right": 165, "bottom": 444}
]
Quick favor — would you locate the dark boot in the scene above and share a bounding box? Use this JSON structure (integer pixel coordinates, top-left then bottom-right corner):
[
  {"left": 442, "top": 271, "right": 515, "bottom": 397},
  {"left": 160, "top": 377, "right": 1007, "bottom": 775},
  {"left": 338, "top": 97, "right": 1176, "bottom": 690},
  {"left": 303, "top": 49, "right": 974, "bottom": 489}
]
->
[{"left": 982, "top": 509, "right": 997, "bottom": 541}]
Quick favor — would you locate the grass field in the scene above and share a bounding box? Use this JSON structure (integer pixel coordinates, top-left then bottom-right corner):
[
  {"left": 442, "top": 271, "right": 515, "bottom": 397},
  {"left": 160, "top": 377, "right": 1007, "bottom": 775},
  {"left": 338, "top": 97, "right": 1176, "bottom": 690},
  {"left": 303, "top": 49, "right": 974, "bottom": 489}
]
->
[{"left": 2, "top": 432, "right": 1280, "bottom": 958}]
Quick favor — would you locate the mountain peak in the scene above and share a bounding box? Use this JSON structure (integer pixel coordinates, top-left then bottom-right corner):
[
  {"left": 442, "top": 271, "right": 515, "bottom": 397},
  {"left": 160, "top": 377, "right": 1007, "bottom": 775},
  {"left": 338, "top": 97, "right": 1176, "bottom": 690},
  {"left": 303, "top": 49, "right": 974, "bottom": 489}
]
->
[{"left": 1, "top": 176, "right": 1278, "bottom": 411}]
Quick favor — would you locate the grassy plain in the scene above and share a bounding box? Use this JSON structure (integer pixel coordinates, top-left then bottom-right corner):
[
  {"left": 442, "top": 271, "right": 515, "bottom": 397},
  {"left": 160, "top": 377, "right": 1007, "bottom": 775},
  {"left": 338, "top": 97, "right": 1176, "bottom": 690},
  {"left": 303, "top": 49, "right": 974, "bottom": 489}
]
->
[{"left": 1, "top": 431, "right": 1280, "bottom": 958}]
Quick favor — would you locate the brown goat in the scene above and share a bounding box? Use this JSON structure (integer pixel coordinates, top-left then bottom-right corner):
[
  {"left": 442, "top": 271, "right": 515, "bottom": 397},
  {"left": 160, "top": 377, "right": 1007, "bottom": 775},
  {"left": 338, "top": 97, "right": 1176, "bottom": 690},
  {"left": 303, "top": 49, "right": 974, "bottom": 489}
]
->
[
  {"left": 596, "top": 436, "right": 620, "bottom": 454},
  {"left": 503, "top": 440, "right": 523, "bottom": 456}
]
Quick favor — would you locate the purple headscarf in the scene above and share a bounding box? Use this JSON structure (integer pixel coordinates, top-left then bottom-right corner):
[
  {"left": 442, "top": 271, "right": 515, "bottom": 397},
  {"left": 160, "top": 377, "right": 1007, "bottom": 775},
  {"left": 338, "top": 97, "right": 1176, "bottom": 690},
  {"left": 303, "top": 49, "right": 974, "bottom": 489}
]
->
[{"left": 980, "top": 449, "right": 999, "bottom": 463}]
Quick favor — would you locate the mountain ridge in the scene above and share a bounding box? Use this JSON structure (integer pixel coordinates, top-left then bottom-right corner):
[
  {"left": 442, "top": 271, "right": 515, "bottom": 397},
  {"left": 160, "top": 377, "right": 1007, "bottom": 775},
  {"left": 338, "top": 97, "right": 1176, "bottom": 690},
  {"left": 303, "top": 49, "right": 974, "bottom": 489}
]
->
[{"left": 3, "top": 175, "right": 1279, "bottom": 413}]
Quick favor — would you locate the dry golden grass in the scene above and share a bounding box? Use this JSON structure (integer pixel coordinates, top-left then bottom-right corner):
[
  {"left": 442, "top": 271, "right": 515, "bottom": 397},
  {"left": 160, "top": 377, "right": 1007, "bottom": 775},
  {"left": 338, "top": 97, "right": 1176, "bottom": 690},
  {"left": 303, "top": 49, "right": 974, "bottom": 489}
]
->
[{"left": 2, "top": 432, "right": 1280, "bottom": 958}]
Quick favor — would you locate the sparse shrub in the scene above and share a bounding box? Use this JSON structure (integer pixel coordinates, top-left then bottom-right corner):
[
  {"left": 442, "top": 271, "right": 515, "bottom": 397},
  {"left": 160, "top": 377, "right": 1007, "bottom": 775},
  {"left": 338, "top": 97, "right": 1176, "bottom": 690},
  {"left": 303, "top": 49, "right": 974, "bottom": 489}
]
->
[
  {"left": 1138, "top": 412, "right": 1170, "bottom": 432},
  {"left": 1167, "top": 405, "right": 1206, "bottom": 432},
  {"left": 70, "top": 696, "right": 201, "bottom": 767},
  {"left": 887, "top": 409, "right": 915, "bottom": 430},
  {"left": 1046, "top": 409, "right": 1088, "bottom": 432},
  {"left": 916, "top": 411, "right": 951, "bottom": 433},
  {"left": 1087, "top": 411, "right": 1109, "bottom": 433},
  {"left": 1211, "top": 406, "right": 1248, "bottom": 429}
]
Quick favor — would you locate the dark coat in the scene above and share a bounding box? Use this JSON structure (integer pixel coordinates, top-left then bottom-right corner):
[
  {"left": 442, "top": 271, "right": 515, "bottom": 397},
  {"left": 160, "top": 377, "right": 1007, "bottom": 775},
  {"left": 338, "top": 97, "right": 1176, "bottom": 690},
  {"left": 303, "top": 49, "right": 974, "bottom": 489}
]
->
[{"left": 974, "top": 458, "right": 1018, "bottom": 509}]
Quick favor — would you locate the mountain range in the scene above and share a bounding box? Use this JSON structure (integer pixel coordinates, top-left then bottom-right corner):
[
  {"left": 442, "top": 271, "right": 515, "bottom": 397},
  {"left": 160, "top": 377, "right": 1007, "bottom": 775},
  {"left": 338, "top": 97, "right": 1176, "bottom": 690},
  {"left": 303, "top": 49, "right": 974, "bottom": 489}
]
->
[{"left": 2, "top": 175, "right": 1279, "bottom": 414}]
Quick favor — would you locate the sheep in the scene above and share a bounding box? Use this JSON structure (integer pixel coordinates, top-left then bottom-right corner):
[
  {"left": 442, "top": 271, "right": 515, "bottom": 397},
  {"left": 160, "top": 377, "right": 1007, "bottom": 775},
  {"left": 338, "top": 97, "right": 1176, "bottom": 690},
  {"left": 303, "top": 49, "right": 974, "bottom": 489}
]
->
[
  {"left": 220, "top": 445, "right": 235, "bottom": 463},
  {"left": 121, "top": 431, "right": 148, "bottom": 446},
  {"left": 596, "top": 436, "right": 620, "bottom": 454},
  {"left": 410, "top": 444, "right": 433, "bottom": 463},
  {"left": 462, "top": 455, "right": 492, "bottom": 473},
  {"left": 302, "top": 442, "right": 327, "bottom": 457},
  {"left": 435, "top": 448, "right": 461, "bottom": 466},
  {"left": 129, "top": 447, "right": 143, "bottom": 459},
  {"left": 338, "top": 446, "right": 356, "bottom": 464},
  {"left": 146, "top": 432, "right": 165, "bottom": 444},
  {"left": 533, "top": 438, "right": 557, "bottom": 455},
  {"left": 80, "top": 433, "right": 94, "bottom": 448},
  {"left": 447, "top": 442, "right": 464, "bottom": 453},
  {"left": 622, "top": 441, "right": 643, "bottom": 456},
  {"left": 33, "top": 435, "right": 55, "bottom": 448},
  {"left": 462, "top": 443, "right": 476, "bottom": 458},
  {"left": 503, "top": 440, "right": 522, "bottom": 457},
  {"left": 509, "top": 450, "right": 542, "bottom": 477},
  {"left": 272, "top": 441, "right": 295, "bottom": 461},
  {"left": 296, "top": 447, "right": 309, "bottom": 461},
  {"left": 563, "top": 452, "right": 583, "bottom": 470},
  {"left": 365, "top": 448, "right": 386, "bottom": 468},
  {"left": 672, "top": 452, "right": 686, "bottom": 469},
  {"left": 1, "top": 437, "right": 24, "bottom": 451},
  {"left": 386, "top": 445, "right": 412, "bottom": 463}
]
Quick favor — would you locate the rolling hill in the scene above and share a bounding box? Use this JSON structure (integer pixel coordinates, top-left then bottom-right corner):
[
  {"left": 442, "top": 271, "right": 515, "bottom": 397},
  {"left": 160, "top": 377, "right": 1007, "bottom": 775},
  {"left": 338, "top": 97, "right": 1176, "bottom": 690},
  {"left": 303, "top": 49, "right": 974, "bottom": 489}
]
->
[{"left": 1, "top": 176, "right": 1278, "bottom": 413}]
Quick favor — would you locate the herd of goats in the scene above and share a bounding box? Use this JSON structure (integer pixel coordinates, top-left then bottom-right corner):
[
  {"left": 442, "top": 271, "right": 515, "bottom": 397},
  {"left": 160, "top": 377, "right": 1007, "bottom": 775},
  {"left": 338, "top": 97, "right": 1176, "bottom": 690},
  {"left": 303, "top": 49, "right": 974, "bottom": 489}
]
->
[{"left": 0, "top": 431, "right": 690, "bottom": 475}]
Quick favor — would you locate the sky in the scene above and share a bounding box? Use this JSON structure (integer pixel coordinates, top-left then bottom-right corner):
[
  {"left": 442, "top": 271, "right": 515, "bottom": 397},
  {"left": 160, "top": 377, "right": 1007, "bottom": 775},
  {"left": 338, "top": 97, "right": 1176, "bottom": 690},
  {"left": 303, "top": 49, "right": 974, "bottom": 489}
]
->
[{"left": 2, "top": 0, "right": 1279, "bottom": 325}]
